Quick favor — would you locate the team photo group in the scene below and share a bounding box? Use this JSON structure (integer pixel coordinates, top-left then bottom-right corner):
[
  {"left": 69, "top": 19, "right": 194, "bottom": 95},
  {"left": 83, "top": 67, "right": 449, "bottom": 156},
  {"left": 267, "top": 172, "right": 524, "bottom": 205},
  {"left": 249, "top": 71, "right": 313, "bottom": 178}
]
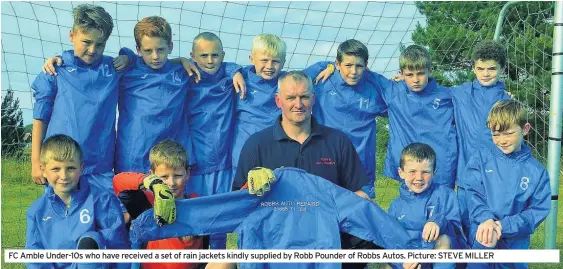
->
[{"left": 25, "top": 3, "right": 551, "bottom": 269}]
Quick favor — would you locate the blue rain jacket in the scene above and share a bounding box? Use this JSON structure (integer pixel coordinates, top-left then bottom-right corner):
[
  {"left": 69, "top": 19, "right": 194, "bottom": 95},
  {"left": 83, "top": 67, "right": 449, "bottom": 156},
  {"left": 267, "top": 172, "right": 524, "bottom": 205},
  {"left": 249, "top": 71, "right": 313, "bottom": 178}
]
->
[
  {"left": 115, "top": 55, "right": 195, "bottom": 173},
  {"left": 464, "top": 143, "right": 550, "bottom": 249},
  {"left": 130, "top": 167, "right": 421, "bottom": 269},
  {"left": 450, "top": 80, "right": 509, "bottom": 188},
  {"left": 379, "top": 77, "right": 458, "bottom": 188},
  {"left": 187, "top": 62, "right": 240, "bottom": 175},
  {"left": 310, "top": 62, "right": 387, "bottom": 198},
  {"left": 32, "top": 50, "right": 123, "bottom": 176},
  {"left": 25, "top": 177, "right": 129, "bottom": 269},
  {"left": 389, "top": 183, "right": 465, "bottom": 248}
]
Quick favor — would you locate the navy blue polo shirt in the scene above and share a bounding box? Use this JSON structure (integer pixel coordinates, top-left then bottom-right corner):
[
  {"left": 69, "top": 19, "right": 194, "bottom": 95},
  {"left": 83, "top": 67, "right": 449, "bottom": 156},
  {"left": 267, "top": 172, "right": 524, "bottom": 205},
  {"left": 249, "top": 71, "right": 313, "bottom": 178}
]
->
[{"left": 233, "top": 115, "right": 368, "bottom": 191}]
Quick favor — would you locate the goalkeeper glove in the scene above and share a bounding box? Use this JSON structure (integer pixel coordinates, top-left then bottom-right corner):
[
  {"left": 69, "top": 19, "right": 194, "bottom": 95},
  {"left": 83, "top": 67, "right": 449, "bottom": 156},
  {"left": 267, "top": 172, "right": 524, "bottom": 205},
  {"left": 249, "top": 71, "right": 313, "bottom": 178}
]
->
[
  {"left": 143, "top": 174, "right": 176, "bottom": 226},
  {"left": 247, "top": 167, "right": 276, "bottom": 196}
]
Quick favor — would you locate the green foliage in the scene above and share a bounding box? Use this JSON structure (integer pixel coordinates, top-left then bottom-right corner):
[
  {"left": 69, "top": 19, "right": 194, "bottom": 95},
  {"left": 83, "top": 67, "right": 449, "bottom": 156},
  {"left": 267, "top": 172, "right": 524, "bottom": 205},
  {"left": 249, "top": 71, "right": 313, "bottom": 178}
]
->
[
  {"left": 1, "top": 89, "right": 26, "bottom": 158},
  {"left": 413, "top": 1, "right": 554, "bottom": 155}
]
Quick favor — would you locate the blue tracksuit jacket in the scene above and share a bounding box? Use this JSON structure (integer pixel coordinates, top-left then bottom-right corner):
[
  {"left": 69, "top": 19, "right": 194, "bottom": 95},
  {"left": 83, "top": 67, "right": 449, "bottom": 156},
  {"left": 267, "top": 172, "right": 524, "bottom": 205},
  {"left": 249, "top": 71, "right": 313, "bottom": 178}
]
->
[
  {"left": 130, "top": 168, "right": 421, "bottom": 269},
  {"left": 388, "top": 183, "right": 465, "bottom": 248},
  {"left": 379, "top": 77, "right": 458, "bottom": 188},
  {"left": 463, "top": 143, "right": 550, "bottom": 252},
  {"left": 25, "top": 177, "right": 129, "bottom": 269},
  {"left": 115, "top": 55, "right": 195, "bottom": 173},
  {"left": 32, "top": 50, "right": 123, "bottom": 176},
  {"left": 450, "top": 80, "right": 509, "bottom": 187},
  {"left": 187, "top": 61, "right": 240, "bottom": 175},
  {"left": 310, "top": 62, "right": 387, "bottom": 199}
]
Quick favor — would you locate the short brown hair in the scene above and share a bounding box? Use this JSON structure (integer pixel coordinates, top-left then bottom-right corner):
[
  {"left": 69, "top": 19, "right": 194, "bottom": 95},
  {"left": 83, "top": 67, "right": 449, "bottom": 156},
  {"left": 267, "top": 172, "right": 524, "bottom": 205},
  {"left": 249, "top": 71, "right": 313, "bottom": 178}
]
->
[
  {"left": 399, "top": 45, "right": 431, "bottom": 71},
  {"left": 134, "top": 16, "right": 172, "bottom": 48},
  {"left": 149, "top": 139, "right": 189, "bottom": 171},
  {"left": 399, "top": 143, "right": 436, "bottom": 172},
  {"left": 337, "top": 39, "right": 369, "bottom": 64},
  {"left": 40, "top": 134, "right": 83, "bottom": 165},
  {"left": 72, "top": 4, "right": 113, "bottom": 41},
  {"left": 487, "top": 100, "right": 528, "bottom": 132}
]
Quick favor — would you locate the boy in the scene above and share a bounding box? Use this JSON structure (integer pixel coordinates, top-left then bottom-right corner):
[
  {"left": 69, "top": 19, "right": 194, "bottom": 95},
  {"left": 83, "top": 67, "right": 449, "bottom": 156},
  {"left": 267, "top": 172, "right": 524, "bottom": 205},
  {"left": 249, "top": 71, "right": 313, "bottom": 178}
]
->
[
  {"left": 231, "top": 34, "right": 331, "bottom": 177},
  {"left": 115, "top": 16, "right": 197, "bottom": 174},
  {"left": 309, "top": 39, "right": 387, "bottom": 200},
  {"left": 31, "top": 4, "right": 130, "bottom": 193},
  {"left": 380, "top": 45, "right": 457, "bottom": 188},
  {"left": 25, "top": 134, "right": 129, "bottom": 269},
  {"left": 464, "top": 100, "right": 550, "bottom": 269},
  {"left": 449, "top": 40, "right": 510, "bottom": 238},
  {"left": 383, "top": 143, "right": 465, "bottom": 269},
  {"left": 113, "top": 139, "right": 209, "bottom": 269}
]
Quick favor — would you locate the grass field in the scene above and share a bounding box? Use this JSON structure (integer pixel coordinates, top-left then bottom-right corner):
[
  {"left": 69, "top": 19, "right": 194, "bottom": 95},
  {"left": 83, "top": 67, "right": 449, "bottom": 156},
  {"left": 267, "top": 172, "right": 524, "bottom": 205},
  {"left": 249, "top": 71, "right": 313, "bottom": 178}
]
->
[{"left": 2, "top": 123, "right": 562, "bottom": 268}]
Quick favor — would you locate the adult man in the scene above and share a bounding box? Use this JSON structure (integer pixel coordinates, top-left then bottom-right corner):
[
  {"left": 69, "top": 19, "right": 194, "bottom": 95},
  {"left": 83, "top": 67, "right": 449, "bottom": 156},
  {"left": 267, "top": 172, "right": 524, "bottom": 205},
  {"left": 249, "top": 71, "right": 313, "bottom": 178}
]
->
[{"left": 233, "top": 71, "right": 376, "bottom": 269}]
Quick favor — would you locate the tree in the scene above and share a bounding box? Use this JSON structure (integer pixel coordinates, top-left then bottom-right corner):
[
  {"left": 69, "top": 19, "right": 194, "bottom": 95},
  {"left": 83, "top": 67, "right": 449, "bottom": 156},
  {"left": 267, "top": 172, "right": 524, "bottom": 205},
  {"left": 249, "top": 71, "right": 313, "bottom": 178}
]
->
[
  {"left": 2, "top": 88, "right": 26, "bottom": 157},
  {"left": 412, "top": 1, "right": 554, "bottom": 159}
]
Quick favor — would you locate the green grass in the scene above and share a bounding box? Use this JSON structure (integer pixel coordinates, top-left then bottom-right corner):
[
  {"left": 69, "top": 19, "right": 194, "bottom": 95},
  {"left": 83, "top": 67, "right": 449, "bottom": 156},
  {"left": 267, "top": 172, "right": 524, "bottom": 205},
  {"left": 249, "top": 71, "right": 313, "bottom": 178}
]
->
[{"left": 2, "top": 126, "right": 562, "bottom": 269}]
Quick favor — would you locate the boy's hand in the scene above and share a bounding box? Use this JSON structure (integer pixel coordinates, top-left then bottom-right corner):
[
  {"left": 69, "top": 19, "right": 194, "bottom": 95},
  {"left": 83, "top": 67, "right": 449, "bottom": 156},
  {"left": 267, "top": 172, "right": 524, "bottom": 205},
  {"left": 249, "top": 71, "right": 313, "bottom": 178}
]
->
[
  {"left": 233, "top": 72, "right": 247, "bottom": 99},
  {"left": 392, "top": 73, "right": 404, "bottom": 82},
  {"left": 42, "top": 56, "right": 63, "bottom": 76},
  {"left": 31, "top": 160, "right": 46, "bottom": 185},
  {"left": 354, "top": 190, "right": 371, "bottom": 201},
  {"left": 403, "top": 262, "right": 421, "bottom": 269},
  {"left": 476, "top": 219, "right": 498, "bottom": 245},
  {"left": 143, "top": 174, "right": 176, "bottom": 226},
  {"left": 180, "top": 58, "right": 201, "bottom": 83},
  {"left": 314, "top": 63, "right": 335, "bottom": 85},
  {"left": 247, "top": 167, "right": 276, "bottom": 196},
  {"left": 112, "top": 55, "right": 129, "bottom": 72},
  {"left": 422, "top": 221, "right": 440, "bottom": 242}
]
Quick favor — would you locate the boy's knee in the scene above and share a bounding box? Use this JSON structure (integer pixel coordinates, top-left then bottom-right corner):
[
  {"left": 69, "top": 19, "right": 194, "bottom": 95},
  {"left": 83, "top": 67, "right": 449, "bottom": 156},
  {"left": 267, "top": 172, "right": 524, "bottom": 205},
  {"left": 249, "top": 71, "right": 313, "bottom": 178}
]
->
[{"left": 434, "top": 234, "right": 451, "bottom": 250}]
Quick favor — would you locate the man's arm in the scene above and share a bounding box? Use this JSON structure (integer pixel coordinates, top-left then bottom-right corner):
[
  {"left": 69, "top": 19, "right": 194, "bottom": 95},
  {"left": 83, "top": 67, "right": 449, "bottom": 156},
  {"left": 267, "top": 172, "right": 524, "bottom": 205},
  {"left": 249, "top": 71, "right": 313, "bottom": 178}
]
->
[
  {"left": 232, "top": 138, "right": 261, "bottom": 190},
  {"left": 30, "top": 73, "right": 57, "bottom": 184},
  {"left": 499, "top": 170, "right": 551, "bottom": 238}
]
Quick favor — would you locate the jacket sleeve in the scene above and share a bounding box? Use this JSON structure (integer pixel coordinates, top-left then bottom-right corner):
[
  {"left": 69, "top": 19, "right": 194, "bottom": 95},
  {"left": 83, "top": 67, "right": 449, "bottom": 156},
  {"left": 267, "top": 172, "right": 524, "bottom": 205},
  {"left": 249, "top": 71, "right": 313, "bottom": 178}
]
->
[
  {"left": 32, "top": 72, "right": 57, "bottom": 122},
  {"left": 129, "top": 190, "right": 261, "bottom": 244},
  {"left": 331, "top": 182, "right": 421, "bottom": 250},
  {"left": 25, "top": 207, "right": 55, "bottom": 269},
  {"left": 499, "top": 169, "right": 551, "bottom": 238},
  {"left": 96, "top": 194, "right": 130, "bottom": 249},
  {"left": 428, "top": 188, "right": 463, "bottom": 237},
  {"left": 302, "top": 61, "right": 332, "bottom": 80},
  {"left": 112, "top": 172, "right": 145, "bottom": 195},
  {"left": 118, "top": 47, "right": 137, "bottom": 71},
  {"left": 464, "top": 154, "right": 497, "bottom": 224},
  {"left": 224, "top": 62, "right": 243, "bottom": 78},
  {"left": 370, "top": 71, "right": 395, "bottom": 106}
]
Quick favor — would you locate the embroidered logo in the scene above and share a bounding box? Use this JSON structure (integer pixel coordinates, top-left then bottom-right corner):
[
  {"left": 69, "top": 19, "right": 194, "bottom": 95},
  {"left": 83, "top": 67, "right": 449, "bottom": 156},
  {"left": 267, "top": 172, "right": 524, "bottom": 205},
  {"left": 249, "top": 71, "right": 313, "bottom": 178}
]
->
[
  {"left": 520, "top": 177, "right": 530, "bottom": 191},
  {"left": 141, "top": 74, "right": 148, "bottom": 79},
  {"left": 67, "top": 68, "right": 76, "bottom": 73},
  {"left": 432, "top": 98, "right": 441, "bottom": 109},
  {"left": 42, "top": 216, "right": 52, "bottom": 221},
  {"left": 398, "top": 215, "right": 405, "bottom": 220},
  {"left": 315, "top": 157, "right": 336, "bottom": 166},
  {"left": 485, "top": 169, "right": 494, "bottom": 173}
]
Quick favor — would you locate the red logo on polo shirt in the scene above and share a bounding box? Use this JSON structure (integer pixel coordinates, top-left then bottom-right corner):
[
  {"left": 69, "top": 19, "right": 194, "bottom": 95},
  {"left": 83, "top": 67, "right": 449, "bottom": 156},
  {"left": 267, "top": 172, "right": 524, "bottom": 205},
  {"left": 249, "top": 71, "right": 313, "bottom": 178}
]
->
[{"left": 316, "top": 157, "right": 336, "bottom": 166}]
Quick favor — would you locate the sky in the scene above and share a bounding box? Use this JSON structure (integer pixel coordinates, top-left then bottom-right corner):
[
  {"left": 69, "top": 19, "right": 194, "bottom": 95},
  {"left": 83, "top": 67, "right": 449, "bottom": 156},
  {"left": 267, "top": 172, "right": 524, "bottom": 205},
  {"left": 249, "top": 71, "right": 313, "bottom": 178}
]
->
[{"left": 1, "top": 1, "right": 426, "bottom": 125}]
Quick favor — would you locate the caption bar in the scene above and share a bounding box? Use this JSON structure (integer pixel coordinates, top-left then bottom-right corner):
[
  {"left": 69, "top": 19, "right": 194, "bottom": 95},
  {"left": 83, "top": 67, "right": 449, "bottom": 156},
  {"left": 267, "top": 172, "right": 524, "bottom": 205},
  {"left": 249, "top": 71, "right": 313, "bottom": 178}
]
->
[{"left": 5, "top": 249, "right": 560, "bottom": 264}]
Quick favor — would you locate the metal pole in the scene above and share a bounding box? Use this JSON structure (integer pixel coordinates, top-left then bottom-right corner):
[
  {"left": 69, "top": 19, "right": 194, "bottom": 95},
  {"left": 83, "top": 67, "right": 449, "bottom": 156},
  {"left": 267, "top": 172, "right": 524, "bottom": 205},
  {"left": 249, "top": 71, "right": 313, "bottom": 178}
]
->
[
  {"left": 494, "top": 2, "right": 520, "bottom": 41},
  {"left": 545, "top": 0, "right": 563, "bottom": 249}
]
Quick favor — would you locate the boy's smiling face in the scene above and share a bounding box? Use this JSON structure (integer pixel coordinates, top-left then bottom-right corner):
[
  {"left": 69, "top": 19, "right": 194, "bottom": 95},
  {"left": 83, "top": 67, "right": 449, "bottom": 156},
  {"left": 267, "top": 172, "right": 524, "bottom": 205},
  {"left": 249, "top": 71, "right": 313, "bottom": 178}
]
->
[
  {"left": 137, "top": 35, "right": 172, "bottom": 70},
  {"left": 473, "top": 59, "right": 501, "bottom": 87},
  {"left": 398, "top": 159, "right": 434, "bottom": 194},
  {"left": 249, "top": 50, "right": 285, "bottom": 80},
  {"left": 69, "top": 27, "right": 107, "bottom": 65}
]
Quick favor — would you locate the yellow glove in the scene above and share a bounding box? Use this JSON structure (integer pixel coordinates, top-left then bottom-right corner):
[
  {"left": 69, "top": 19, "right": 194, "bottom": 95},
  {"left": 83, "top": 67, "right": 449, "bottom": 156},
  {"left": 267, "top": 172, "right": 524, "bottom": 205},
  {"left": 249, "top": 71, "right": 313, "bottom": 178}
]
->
[
  {"left": 143, "top": 174, "right": 176, "bottom": 226},
  {"left": 247, "top": 167, "right": 276, "bottom": 196}
]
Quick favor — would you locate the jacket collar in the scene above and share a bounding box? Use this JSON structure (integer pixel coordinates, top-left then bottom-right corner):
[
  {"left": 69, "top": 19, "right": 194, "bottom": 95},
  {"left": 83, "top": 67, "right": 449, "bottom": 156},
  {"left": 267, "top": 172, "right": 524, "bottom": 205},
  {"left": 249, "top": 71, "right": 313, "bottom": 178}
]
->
[
  {"left": 472, "top": 79, "right": 505, "bottom": 91},
  {"left": 273, "top": 115, "right": 323, "bottom": 141},
  {"left": 399, "top": 181, "right": 435, "bottom": 202},
  {"left": 62, "top": 50, "right": 103, "bottom": 68},
  {"left": 489, "top": 141, "right": 531, "bottom": 162},
  {"left": 47, "top": 176, "right": 90, "bottom": 215}
]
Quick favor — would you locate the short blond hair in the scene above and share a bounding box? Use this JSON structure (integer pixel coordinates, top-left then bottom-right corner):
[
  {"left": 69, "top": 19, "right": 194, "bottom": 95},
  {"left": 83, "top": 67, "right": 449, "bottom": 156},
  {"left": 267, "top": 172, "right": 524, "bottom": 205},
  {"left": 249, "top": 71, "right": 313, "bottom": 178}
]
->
[
  {"left": 40, "top": 134, "right": 83, "bottom": 165},
  {"left": 251, "top": 34, "right": 286, "bottom": 60},
  {"left": 399, "top": 45, "right": 431, "bottom": 71},
  {"left": 149, "top": 139, "right": 189, "bottom": 171},
  {"left": 487, "top": 100, "right": 528, "bottom": 132},
  {"left": 134, "top": 16, "right": 172, "bottom": 48}
]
